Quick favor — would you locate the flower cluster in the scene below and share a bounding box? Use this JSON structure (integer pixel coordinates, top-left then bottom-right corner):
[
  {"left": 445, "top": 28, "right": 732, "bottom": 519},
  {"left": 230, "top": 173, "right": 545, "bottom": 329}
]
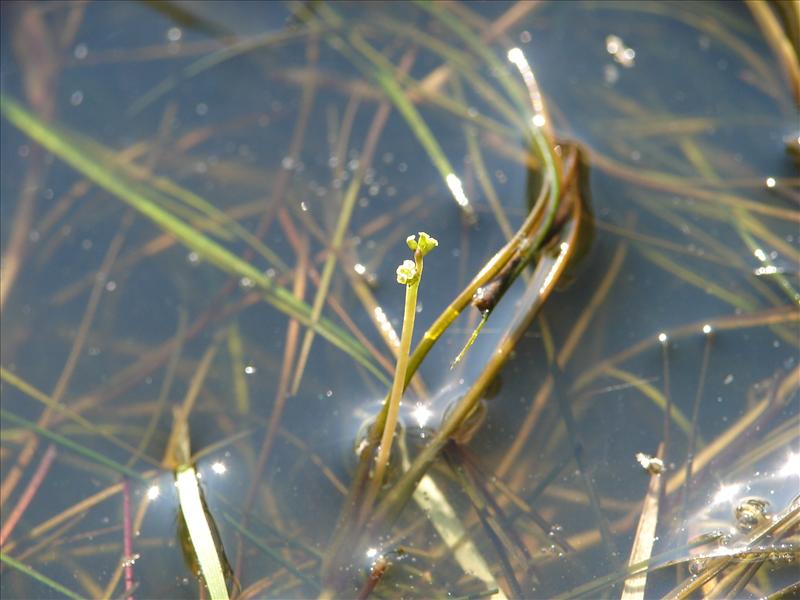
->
[
  {"left": 406, "top": 232, "right": 438, "bottom": 256},
  {"left": 396, "top": 259, "right": 418, "bottom": 285},
  {"left": 396, "top": 232, "right": 438, "bottom": 285}
]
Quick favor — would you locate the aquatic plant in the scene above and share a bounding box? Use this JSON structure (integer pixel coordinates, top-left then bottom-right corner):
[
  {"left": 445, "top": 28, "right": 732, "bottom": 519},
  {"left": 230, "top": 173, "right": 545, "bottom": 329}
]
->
[{"left": 0, "top": 2, "right": 797, "bottom": 599}]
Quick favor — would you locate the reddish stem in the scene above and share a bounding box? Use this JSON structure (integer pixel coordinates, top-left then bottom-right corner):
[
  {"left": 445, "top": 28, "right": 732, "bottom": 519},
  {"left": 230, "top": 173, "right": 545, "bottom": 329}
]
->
[
  {"left": 0, "top": 443, "right": 57, "bottom": 547},
  {"left": 122, "top": 478, "right": 134, "bottom": 600}
]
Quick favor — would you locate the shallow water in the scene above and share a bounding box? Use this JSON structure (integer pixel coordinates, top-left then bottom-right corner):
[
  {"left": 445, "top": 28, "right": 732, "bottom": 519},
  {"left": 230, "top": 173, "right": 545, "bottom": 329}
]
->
[{"left": 1, "top": 2, "right": 798, "bottom": 598}]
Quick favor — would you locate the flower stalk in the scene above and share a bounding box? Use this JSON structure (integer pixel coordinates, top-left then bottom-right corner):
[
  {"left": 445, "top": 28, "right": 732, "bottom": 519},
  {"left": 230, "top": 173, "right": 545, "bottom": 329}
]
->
[{"left": 359, "top": 232, "right": 437, "bottom": 524}]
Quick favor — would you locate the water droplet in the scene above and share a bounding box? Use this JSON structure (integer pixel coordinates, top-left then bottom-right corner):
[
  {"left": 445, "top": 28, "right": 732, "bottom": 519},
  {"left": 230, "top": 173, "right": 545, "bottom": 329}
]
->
[
  {"left": 167, "top": 27, "right": 182, "bottom": 42},
  {"left": 74, "top": 43, "right": 88, "bottom": 60}
]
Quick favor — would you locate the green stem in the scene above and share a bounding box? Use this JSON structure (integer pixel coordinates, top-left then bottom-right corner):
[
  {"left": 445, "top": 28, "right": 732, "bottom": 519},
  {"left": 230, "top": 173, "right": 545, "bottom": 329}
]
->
[
  {"left": 360, "top": 255, "right": 421, "bottom": 523},
  {"left": 0, "top": 553, "right": 86, "bottom": 600}
]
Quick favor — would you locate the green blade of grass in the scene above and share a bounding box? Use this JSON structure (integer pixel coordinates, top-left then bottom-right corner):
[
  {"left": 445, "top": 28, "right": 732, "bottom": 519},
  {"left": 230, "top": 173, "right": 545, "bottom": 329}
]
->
[
  {"left": 290, "top": 157, "right": 363, "bottom": 395},
  {"left": 226, "top": 323, "right": 250, "bottom": 415},
  {"left": 639, "top": 245, "right": 758, "bottom": 311},
  {"left": 0, "top": 552, "right": 86, "bottom": 600},
  {"left": 602, "top": 367, "right": 695, "bottom": 439},
  {"left": 0, "top": 367, "right": 160, "bottom": 468},
  {"left": 315, "top": 4, "right": 475, "bottom": 219},
  {"left": 414, "top": 1, "right": 528, "bottom": 118},
  {"left": 0, "top": 409, "right": 146, "bottom": 481},
  {"left": 352, "top": 36, "right": 476, "bottom": 220},
  {"left": 0, "top": 95, "right": 386, "bottom": 384},
  {"left": 413, "top": 0, "right": 562, "bottom": 242},
  {"left": 14, "top": 100, "right": 287, "bottom": 270}
]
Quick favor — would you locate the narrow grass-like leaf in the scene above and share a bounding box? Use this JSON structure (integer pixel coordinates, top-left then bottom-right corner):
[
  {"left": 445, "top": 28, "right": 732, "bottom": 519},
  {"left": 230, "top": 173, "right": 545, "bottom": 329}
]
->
[
  {"left": 0, "top": 409, "right": 146, "bottom": 481},
  {"left": 603, "top": 367, "right": 694, "bottom": 437},
  {"left": 414, "top": 0, "right": 563, "bottom": 244},
  {"left": 348, "top": 33, "right": 476, "bottom": 220},
  {"left": 0, "top": 95, "right": 386, "bottom": 384},
  {"left": 0, "top": 367, "right": 159, "bottom": 468},
  {"left": 291, "top": 145, "right": 364, "bottom": 395},
  {"left": 639, "top": 245, "right": 757, "bottom": 310},
  {"left": 315, "top": 4, "right": 475, "bottom": 218},
  {"left": 0, "top": 552, "right": 86, "bottom": 600},
  {"left": 226, "top": 323, "right": 250, "bottom": 414},
  {"left": 40, "top": 116, "right": 289, "bottom": 267}
]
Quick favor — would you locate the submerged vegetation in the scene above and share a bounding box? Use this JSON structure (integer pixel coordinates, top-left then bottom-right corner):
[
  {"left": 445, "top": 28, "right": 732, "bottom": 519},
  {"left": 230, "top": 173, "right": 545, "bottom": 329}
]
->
[{"left": 1, "top": 1, "right": 798, "bottom": 599}]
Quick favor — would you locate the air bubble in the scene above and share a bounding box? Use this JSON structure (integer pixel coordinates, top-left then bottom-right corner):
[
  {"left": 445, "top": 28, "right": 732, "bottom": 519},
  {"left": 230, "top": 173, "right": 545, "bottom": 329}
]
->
[
  {"left": 74, "top": 43, "right": 88, "bottom": 60},
  {"left": 167, "top": 27, "right": 182, "bottom": 42}
]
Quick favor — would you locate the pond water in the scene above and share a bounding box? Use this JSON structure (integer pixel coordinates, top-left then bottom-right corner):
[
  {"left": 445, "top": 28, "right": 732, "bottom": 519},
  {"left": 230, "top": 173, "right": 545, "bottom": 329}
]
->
[{"left": 1, "top": 2, "right": 798, "bottom": 599}]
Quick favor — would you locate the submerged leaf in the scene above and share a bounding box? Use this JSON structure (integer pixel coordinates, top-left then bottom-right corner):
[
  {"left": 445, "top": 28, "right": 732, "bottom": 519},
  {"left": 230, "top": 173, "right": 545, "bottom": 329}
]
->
[{"left": 0, "top": 94, "right": 386, "bottom": 384}]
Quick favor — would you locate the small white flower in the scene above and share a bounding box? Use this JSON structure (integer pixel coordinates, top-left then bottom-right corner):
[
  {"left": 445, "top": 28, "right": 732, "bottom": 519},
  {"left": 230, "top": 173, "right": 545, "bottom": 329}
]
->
[{"left": 396, "top": 259, "right": 418, "bottom": 285}]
